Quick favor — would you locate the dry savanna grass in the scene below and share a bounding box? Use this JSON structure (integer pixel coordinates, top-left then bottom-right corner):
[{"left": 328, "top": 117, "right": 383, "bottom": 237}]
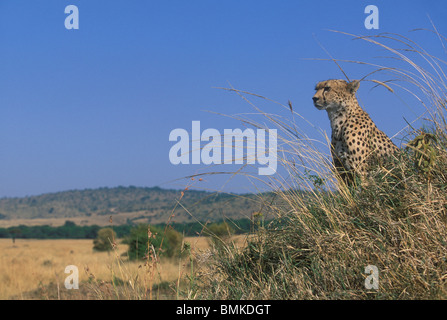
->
[{"left": 0, "top": 235, "right": 247, "bottom": 300}]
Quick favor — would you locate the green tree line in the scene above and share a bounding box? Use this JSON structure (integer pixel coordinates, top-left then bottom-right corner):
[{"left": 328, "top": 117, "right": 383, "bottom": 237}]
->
[{"left": 0, "top": 219, "right": 256, "bottom": 240}]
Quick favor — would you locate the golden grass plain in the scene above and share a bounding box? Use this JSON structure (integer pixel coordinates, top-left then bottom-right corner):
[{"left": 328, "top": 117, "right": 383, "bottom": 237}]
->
[{"left": 0, "top": 235, "right": 225, "bottom": 300}]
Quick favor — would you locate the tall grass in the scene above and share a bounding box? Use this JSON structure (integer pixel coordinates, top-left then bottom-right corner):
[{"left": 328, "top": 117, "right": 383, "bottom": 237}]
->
[{"left": 194, "top": 30, "right": 447, "bottom": 299}]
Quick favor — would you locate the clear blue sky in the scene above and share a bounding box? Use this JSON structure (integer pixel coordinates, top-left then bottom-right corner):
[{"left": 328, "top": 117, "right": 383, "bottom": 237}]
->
[{"left": 0, "top": 0, "right": 446, "bottom": 197}]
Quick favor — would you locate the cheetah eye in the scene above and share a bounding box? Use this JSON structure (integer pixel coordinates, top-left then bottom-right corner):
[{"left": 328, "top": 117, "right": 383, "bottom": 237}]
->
[{"left": 324, "top": 86, "right": 331, "bottom": 92}]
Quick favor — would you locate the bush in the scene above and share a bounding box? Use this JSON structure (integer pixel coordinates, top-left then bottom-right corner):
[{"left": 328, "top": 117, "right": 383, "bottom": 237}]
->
[
  {"left": 203, "top": 222, "right": 235, "bottom": 249},
  {"left": 93, "top": 228, "right": 116, "bottom": 251},
  {"left": 123, "top": 224, "right": 183, "bottom": 260}
]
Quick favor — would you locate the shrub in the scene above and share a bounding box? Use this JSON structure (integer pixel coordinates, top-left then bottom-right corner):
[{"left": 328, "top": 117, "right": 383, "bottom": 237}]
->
[
  {"left": 203, "top": 221, "right": 235, "bottom": 249},
  {"left": 123, "top": 224, "right": 183, "bottom": 260},
  {"left": 93, "top": 228, "right": 116, "bottom": 251}
]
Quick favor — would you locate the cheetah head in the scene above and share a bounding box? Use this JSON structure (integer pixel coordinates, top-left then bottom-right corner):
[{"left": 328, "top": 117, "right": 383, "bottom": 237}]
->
[{"left": 313, "top": 79, "right": 360, "bottom": 111}]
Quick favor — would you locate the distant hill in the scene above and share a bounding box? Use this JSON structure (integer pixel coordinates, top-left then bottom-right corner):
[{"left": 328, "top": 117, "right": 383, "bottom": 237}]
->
[{"left": 0, "top": 186, "right": 275, "bottom": 226}]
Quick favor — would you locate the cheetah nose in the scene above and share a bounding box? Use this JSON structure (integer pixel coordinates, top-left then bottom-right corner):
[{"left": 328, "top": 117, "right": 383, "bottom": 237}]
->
[{"left": 312, "top": 97, "right": 319, "bottom": 103}]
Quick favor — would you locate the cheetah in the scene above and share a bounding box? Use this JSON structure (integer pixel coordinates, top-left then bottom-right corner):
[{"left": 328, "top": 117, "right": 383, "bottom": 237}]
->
[{"left": 312, "top": 79, "right": 398, "bottom": 185}]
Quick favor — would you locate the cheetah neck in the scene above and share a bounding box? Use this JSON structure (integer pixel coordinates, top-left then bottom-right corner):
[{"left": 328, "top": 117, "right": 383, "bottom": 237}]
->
[
  {"left": 326, "top": 99, "right": 362, "bottom": 134},
  {"left": 327, "top": 108, "right": 345, "bottom": 125}
]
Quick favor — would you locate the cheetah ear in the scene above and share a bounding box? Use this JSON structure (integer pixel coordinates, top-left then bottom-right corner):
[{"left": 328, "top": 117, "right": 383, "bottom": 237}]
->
[{"left": 348, "top": 80, "right": 360, "bottom": 94}]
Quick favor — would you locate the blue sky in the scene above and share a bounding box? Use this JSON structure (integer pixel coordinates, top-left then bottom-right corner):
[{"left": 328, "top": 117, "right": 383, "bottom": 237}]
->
[{"left": 0, "top": 1, "right": 446, "bottom": 197}]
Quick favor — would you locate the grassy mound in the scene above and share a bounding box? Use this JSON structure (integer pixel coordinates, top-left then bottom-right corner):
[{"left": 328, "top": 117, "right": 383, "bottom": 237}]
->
[{"left": 198, "top": 145, "right": 447, "bottom": 299}]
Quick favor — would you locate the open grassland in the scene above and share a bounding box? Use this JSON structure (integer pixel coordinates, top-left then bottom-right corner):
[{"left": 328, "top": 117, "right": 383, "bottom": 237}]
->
[
  {"left": 0, "top": 236, "right": 248, "bottom": 300},
  {"left": 0, "top": 211, "right": 155, "bottom": 228}
]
